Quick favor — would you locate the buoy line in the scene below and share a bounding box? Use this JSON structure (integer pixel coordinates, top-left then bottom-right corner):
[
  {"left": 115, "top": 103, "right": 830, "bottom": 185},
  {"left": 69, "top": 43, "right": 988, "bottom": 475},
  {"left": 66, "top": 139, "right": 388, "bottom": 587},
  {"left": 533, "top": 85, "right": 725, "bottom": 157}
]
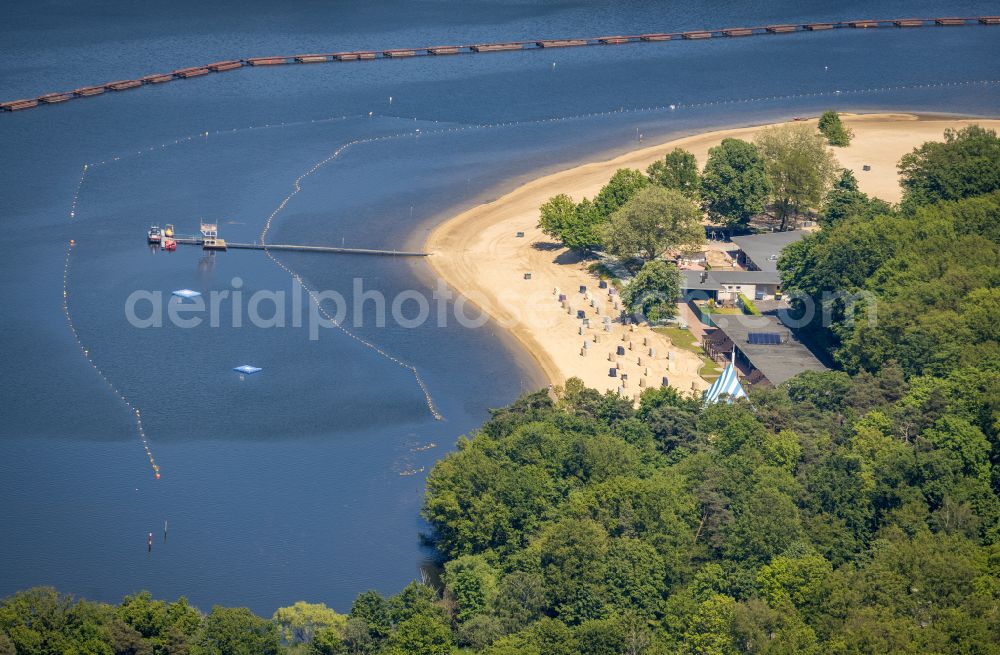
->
[
  {"left": 62, "top": 241, "right": 162, "bottom": 479},
  {"left": 77, "top": 78, "right": 1000, "bottom": 173},
  {"left": 257, "top": 134, "right": 446, "bottom": 421}
]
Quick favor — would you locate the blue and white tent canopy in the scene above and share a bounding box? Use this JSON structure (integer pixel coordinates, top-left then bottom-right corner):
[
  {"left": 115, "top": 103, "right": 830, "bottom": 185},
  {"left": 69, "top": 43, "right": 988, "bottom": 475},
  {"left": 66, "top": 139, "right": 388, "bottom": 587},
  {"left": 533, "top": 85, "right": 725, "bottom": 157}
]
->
[{"left": 704, "top": 361, "right": 748, "bottom": 404}]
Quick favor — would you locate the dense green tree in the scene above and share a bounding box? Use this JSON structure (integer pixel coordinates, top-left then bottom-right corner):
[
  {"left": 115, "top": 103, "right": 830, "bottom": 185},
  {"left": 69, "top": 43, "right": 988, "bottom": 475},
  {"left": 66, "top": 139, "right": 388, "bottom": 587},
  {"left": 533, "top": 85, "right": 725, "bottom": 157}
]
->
[
  {"left": 199, "top": 606, "right": 280, "bottom": 655},
  {"left": 782, "top": 191, "right": 1000, "bottom": 377},
  {"left": 622, "top": 260, "right": 681, "bottom": 322},
  {"left": 534, "top": 518, "right": 610, "bottom": 624},
  {"left": 817, "top": 111, "right": 853, "bottom": 146},
  {"left": 443, "top": 555, "right": 498, "bottom": 624},
  {"left": 488, "top": 572, "right": 547, "bottom": 634},
  {"left": 537, "top": 194, "right": 577, "bottom": 243},
  {"left": 647, "top": 148, "right": 701, "bottom": 199},
  {"left": 601, "top": 186, "right": 704, "bottom": 261},
  {"left": 604, "top": 538, "right": 667, "bottom": 618},
  {"left": 755, "top": 123, "right": 839, "bottom": 230},
  {"left": 350, "top": 591, "right": 390, "bottom": 644},
  {"left": 820, "top": 169, "right": 892, "bottom": 227},
  {"left": 387, "top": 582, "right": 441, "bottom": 626},
  {"left": 898, "top": 125, "right": 1000, "bottom": 211},
  {"left": 272, "top": 601, "right": 346, "bottom": 647},
  {"left": 455, "top": 614, "right": 503, "bottom": 650},
  {"left": 681, "top": 594, "right": 738, "bottom": 655},
  {"left": 537, "top": 195, "right": 606, "bottom": 251},
  {"left": 701, "top": 138, "right": 769, "bottom": 228},
  {"left": 385, "top": 614, "right": 453, "bottom": 655},
  {"left": 595, "top": 168, "right": 650, "bottom": 218},
  {"left": 574, "top": 618, "right": 626, "bottom": 655}
]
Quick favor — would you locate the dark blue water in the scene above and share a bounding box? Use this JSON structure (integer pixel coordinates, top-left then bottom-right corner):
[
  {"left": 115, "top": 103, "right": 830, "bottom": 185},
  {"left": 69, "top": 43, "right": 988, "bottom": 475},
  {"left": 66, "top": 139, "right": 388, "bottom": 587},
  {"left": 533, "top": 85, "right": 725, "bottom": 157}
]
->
[{"left": 1, "top": 1, "right": 998, "bottom": 615}]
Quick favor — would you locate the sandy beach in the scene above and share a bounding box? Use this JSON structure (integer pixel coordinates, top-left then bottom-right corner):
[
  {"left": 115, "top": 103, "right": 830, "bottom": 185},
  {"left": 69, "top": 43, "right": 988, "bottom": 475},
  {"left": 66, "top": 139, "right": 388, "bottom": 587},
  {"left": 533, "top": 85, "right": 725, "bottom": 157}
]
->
[{"left": 426, "top": 114, "right": 1000, "bottom": 395}]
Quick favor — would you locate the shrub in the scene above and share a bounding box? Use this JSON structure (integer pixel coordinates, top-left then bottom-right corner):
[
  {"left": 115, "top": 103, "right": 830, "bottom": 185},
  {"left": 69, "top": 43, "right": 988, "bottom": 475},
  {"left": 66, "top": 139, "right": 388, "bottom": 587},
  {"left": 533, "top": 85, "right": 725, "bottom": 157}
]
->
[{"left": 818, "top": 111, "right": 853, "bottom": 147}]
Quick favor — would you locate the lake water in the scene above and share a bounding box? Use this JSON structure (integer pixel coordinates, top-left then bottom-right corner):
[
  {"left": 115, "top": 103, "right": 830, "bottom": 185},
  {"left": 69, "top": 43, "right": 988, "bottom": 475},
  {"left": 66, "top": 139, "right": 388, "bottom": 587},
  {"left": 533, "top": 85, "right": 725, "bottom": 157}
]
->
[{"left": 1, "top": 0, "right": 998, "bottom": 615}]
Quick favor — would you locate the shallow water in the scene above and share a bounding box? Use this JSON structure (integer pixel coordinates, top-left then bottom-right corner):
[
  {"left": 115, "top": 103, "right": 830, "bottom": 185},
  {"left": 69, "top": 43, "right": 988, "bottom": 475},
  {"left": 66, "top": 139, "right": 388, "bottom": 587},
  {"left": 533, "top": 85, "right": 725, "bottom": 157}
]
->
[{"left": 1, "top": 0, "right": 998, "bottom": 614}]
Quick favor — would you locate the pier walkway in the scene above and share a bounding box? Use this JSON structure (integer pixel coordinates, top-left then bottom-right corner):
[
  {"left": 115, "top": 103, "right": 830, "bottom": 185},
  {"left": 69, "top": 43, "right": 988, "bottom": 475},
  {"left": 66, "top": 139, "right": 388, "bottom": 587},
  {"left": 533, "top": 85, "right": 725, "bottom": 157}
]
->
[
  {"left": 171, "top": 236, "right": 428, "bottom": 256},
  {"left": 3, "top": 16, "right": 996, "bottom": 112}
]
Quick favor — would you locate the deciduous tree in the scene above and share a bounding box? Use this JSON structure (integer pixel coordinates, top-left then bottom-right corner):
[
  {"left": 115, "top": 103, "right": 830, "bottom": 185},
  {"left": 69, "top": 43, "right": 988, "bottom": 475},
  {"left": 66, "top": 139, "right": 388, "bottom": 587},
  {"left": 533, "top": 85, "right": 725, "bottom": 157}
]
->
[
  {"left": 601, "top": 187, "right": 704, "bottom": 261},
  {"left": 701, "top": 138, "right": 769, "bottom": 228},
  {"left": 755, "top": 123, "right": 839, "bottom": 230},
  {"left": 647, "top": 148, "right": 700, "bottom": 199}
]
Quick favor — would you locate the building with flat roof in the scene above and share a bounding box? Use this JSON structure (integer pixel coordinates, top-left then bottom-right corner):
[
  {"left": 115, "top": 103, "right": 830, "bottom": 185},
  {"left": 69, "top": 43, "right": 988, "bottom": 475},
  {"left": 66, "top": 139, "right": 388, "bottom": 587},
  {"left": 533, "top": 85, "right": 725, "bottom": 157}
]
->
[
  {"left": 703, "top": 313, "right": 827, "bottom": 386},
  {"left": 730, "top": 230, "right": 808, "bottom": 273},
  {"left": 680, "top": 270, "right": 783, "bottom": 303}
]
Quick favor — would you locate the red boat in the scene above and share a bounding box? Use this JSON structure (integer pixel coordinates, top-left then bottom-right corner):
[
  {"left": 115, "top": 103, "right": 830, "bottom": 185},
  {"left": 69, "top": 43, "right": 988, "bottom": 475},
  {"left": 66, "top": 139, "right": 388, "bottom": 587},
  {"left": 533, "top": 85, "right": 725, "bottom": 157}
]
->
[{"left": 162, "top": 237, "right": 177, "bottom": 251}]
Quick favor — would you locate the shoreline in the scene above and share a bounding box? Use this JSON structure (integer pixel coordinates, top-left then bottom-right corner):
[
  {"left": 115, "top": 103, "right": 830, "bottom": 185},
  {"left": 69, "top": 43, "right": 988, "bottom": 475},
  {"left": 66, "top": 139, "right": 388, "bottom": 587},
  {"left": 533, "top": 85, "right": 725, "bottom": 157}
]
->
[{"left": 424, "top": 113, "right": 1000, "bottom": 393}]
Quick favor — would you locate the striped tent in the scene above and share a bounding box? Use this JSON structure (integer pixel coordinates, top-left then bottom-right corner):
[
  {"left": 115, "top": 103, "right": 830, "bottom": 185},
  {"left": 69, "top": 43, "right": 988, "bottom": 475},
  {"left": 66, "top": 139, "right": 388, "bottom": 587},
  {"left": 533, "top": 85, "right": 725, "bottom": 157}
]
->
[{"left": 704, "top": 361, "right": 748, "bottom": 404}]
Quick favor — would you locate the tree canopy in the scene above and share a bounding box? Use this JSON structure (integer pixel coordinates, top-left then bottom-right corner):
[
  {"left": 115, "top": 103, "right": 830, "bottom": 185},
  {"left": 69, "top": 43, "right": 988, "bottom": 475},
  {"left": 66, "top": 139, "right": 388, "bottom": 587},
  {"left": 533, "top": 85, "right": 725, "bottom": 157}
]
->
[
  {"left": 600, "top": 186, "right": 705, "bottom": 261},
  {"left": 594, "top": 168, "right": 650, "bottom": 219},
  {"left": 701, "top": 138, "right": 770, "bottom": 228},
  {"left": 820, "top": 169, "right": 892, "bottom": 227},
  {"left": 817, "top": 111, "right": 853, "bottom": 147},
  {"left": 622, "top": 260, "right": 682, "bottom": 322},
  {"left": 898, "top": 124, "right": 1000, "bottom": 211},
  {"left": 755, "top": 123, "right": 839, "bottom": 230},
  {"left": 647, "top": 148, "right": 701, "bottom": 200}
]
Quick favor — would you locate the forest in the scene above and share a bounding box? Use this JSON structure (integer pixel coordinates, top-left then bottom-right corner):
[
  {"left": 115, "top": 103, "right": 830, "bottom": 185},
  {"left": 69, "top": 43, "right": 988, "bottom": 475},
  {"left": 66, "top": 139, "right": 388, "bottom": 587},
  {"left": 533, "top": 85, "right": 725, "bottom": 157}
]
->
[{"left": 2, "top": 125, "right": 998, "bottom": 655}]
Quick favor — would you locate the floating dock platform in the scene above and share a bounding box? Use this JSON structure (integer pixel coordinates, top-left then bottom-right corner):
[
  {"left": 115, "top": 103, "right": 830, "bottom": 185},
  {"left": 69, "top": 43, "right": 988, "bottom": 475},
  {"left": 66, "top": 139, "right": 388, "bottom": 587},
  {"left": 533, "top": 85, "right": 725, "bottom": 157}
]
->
[
  {"left": 246, "top": 57, "right": 288, "bottom": 66},
  {"left": 39, "top": 93, "right": 72, "bottom": 104},
  {"left": 106, "top": 79, "right": 142, "bottom": 90},
  {"left": 74, "top": 85, "right": 105, "bottom": 97},
  {"left": 207, "top": 60, "right": 243, "bottom": 71},
  {"left": 140, "top": 73, "right": 174, "bottom": 84},
  {"left": 1, "top": 99, "right": 39, "bottom": 111},
  {"left": 470, "top": 42, "right": 523, "bottom": 52},
  {"left": 536, "top": 39, "right": 588, "bottom": 47},
  {"left": 173, "top": 67, "right": 209, "bottom": 78}
]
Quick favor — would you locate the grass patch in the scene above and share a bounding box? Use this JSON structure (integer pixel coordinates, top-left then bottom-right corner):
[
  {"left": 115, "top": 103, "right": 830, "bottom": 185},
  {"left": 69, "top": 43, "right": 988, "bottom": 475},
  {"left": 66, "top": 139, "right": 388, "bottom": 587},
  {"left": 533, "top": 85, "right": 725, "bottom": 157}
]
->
[
  {"left": 737, "top": 292, "right": 762, "bottom": 316},
  {"left": 654, "top": 326, "right": 723, "bottom": 383},
  {"left": 587, "top": 262, "right": 624, "bottom": 290}
]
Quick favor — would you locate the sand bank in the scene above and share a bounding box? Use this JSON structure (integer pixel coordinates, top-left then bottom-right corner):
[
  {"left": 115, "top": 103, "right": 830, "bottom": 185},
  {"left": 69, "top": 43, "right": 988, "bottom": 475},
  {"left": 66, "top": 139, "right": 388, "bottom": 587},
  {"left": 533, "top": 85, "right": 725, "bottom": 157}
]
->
[{"left": 426, "top": 114, "right": 1000, "bottom": 394}]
